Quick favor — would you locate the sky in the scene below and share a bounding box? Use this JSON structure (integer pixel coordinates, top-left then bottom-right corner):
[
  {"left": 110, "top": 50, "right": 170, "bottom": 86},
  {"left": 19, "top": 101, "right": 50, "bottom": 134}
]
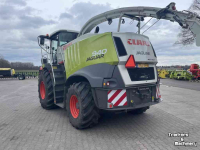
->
[{"left": 0, "top": 0, "right": 199, "bottom": 66}]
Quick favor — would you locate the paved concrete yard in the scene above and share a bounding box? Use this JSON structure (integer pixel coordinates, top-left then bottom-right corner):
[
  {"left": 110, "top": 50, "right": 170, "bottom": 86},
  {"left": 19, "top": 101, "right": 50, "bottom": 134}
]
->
[
  {"left": 0, "top": 79, "right": 200, "bottom": 150},
  {"left": 161, "top": 79, "right": 200, "bottom": 91}
]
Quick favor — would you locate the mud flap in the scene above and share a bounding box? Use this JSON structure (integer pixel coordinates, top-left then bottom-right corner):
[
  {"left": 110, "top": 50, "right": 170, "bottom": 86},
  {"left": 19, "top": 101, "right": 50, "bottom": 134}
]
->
[
  {"left": 156, "top": 78, "right": 162, "bottom": 100},
  {"left": 107, "top": 89, "right": 128, "bottom": 108}
]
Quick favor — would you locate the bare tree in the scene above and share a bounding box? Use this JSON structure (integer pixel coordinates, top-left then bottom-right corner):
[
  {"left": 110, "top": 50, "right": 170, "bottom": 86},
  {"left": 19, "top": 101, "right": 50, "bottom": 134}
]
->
[
  {"left": 175, "top": 0, "right": 200, "bottom": 45},
  {"left": 11, "top": 62, "right": 39, "bottom": 70},
  {"left": 0, "top": 54, "right": 39, "bottom": 70},
  {"left": 0, "top": 55, "right": 3, "bottom": 59},
  {"left": 190, "top": 0, "right": 200, "bottom": 11},
  {"left": 0, "top": 57, "right": 11, "bottom": 68}
]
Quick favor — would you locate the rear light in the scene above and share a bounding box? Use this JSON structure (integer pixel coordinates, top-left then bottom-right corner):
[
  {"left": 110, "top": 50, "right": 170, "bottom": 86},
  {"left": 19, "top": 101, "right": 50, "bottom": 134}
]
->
[
  {"left": 58, "top": 61, "right": 64, "bottom": 64},
  {"left": 125, "top": 55, "right": 136, "bottom": 68},
  {"left": 107, "top": 103, "right": 113, "bottom": 108}
]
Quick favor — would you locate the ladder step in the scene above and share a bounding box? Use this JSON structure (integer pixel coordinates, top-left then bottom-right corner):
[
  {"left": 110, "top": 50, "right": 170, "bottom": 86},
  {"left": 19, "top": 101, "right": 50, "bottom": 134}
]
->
[
  {"left": 55, "top": 96, "right": 64, "bottom": 103},
  {"left": 54, "top": 69, "right": 63, "bottom": 72},
  {"left": 55, "top": 82, "right": 65, "bottom": 86},
  {"left": 56, "top": 96, "right": 64, "bottom": 99},
  {"left": 55, "top": 79, "right": 65, "bottom": 85},
  {"left": 55, "top": 89, "right": 64, "bottom": 93},
  {"left": 55, "top": 91, "right": 64, "bottom": 98},
  {"left": 55, "top": 102, "right": 64, "bottom": 108},
  {"left": 55, "top": 84, "right": 64, "bottom": 90},
  {"left": 54, "top": 74, "right": 64, "bottom": 78},
  {"left": 54, "top": 72, "right": 64, "bottom": 75}
]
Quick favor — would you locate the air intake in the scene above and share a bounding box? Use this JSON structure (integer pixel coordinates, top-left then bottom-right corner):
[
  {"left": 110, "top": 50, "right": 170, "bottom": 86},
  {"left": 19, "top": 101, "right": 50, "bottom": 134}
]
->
[{"left": 113, "top": 37, "right": 127, "bottom": 56}]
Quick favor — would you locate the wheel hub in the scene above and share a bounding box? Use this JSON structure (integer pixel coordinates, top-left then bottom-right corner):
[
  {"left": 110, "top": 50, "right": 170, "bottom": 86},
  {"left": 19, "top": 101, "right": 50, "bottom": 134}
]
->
[
  {"left": 70, "top": 95, "right": 79, "bottom": 118},
  {"left": 40, "top": 81, "right": 46, "bottom": 99}
]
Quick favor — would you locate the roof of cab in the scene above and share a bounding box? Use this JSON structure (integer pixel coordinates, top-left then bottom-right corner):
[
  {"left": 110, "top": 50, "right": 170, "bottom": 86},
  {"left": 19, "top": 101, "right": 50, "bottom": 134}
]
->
[{"left": 50, "top": 29, "right": 79, "bottom": 38}]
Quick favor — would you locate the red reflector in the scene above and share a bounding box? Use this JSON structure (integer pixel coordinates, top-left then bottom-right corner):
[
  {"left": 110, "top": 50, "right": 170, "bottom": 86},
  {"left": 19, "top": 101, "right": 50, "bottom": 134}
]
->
[
  {"left": 58, "top": 61, "right": 64, "bottom": 64},
  {"left": 172, "top": 6, "right": 176, "bottom": 10},
  {"left": 125, "top": 55, "right": 136, "bottom": 68},
  {"left": 109, "top": 104, "right": 113, "bottom": 108}
]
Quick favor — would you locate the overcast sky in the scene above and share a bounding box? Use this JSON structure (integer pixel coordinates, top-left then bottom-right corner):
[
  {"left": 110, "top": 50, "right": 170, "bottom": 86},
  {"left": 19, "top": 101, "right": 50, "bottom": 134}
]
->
[{"left": 0, "top": 0, "right": 199, "bottom": 66}]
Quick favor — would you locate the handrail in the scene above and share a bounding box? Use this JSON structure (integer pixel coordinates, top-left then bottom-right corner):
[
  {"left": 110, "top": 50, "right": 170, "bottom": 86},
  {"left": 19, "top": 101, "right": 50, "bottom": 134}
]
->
[
  {"left": 49, "top": 55, "right": 56, "bottom": 86},
  {"left": 60, "top": 48, "right": 65, "bottom": 65}
]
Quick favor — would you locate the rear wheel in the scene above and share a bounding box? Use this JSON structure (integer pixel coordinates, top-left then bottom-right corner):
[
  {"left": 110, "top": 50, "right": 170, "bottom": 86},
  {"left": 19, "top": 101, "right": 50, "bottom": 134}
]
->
[
  {"left": 128, "top": 107, "right": 149, "bottom": 115},
  {"left": 66, "top": 82, "right": 100, "bottom": 129},
  {"left": 38, "top": 70, "right": 56, "bottom": 109}
]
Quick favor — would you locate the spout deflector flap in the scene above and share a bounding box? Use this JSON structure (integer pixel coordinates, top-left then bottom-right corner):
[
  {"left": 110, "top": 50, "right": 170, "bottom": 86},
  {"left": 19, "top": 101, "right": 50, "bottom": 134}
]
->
[
  {"left": 196, "top": 34, "right": 200, "bottom": 46},
  {"left": 188, "top": 21, "right": 200, "bottom": 47}
]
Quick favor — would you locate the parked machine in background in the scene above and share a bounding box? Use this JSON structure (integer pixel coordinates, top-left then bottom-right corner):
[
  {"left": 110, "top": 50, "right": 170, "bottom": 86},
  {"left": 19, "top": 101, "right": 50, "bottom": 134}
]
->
[
  {"left": 189, "top": 64, "right": 200, "bottom": 80},
  {"left": 17, "top": 74, "right": 26, "bottom": 80},
  {"left": 0, "top": 68, "right": 16, "bottom": 77},
  {"left": 15, "top": 70, "right": 39, "bottom": 78},
  {"left": 168, "top": 64, "right": 200, "bottom": 81},
  {"left": 0, "top": 68, "right": 26, "bottom": 80},
  {"left": 169, "top": 70, "right": 194, "bottom": 80},
  {"left": 158, "top": 69, "right": 169, "bottom": 79}
]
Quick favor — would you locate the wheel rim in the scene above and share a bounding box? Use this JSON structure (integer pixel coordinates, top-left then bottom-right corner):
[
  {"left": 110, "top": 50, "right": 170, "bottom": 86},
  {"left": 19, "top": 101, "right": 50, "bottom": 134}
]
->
[
  {"left": 40, "top": 81, "right": 46, "bottom": 99},
  {"left": 70, "top": 95, "right": 79, "bottom": 118}
]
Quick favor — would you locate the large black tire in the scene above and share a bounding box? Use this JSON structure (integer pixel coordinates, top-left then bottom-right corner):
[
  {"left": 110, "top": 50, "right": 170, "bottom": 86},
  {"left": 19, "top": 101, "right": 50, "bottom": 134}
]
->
[
  {"left": 38, "top": 70, "right": 56, "bottom": 109},
  {"left": 66, "top": 82, "right": 100, "bottom": 129},
  {"left": 128, "top": 106, "right": 149, "bottom": 115}
]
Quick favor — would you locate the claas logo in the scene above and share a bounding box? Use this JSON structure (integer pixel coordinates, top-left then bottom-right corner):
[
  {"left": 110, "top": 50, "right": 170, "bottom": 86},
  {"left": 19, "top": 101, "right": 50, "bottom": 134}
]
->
[{"left": 127, "top": 39, "right": 150, "bottom": 46}]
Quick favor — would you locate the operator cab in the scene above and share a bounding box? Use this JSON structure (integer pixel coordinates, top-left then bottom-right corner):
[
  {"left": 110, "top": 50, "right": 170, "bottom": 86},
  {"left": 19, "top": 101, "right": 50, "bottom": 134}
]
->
[
  {"left": 49, "top": 30, "right": 79, "bottom": 64},
  {"left": 38, "top": 29, "right": 79, "bottom": 64}
]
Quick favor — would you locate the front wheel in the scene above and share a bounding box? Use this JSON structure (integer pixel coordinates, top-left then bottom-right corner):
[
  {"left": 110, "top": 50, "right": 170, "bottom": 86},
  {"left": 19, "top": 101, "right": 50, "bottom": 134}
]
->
[
  {"left": 66, "top": 82, "right": 100, "bottom": 129},
  {"left": 38, "top": 70, "right": 56, "bottom": 109}
]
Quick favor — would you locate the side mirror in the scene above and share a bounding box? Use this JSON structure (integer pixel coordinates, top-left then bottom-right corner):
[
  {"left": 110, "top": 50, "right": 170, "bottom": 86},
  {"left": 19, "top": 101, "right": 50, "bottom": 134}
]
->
[
  {"left": 196, "top": 34, "right": 200, "bottom": 47},
  {"left": 108, "top": 18, "right": 112, "bottom": 25},
  {"left": 40, "top": 37, "right": 45, "bottom": 45}
]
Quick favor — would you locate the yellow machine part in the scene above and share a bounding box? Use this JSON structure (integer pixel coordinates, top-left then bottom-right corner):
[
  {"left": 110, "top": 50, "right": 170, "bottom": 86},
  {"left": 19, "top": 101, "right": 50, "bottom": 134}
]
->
[
  {"left": 0, "top": 68, "right": 11, "bottom": 71},
  {"left": 158, "top": 69, "right": 169, "bottom": 79},
  {"left": 0, "top": 68, "right": 15, "bottom": 76},
  {"left": 11, "top": 69, "right": 15, "bottom": 75}
]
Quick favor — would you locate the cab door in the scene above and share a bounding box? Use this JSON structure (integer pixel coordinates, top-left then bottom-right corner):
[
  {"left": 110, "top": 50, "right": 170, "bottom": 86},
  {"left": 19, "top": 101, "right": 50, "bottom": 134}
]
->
[
  {"left": 50, "top": 34, "right": 59, "bottom": 64},
  {"left": 57, "top": 31, "right": 79, "bottom": 64}
]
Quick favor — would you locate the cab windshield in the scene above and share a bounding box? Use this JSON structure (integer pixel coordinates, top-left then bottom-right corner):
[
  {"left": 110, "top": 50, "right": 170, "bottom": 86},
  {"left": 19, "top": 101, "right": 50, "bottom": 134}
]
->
[{"left": 59, "top": 32, "right": 78, "bottom": 46}]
